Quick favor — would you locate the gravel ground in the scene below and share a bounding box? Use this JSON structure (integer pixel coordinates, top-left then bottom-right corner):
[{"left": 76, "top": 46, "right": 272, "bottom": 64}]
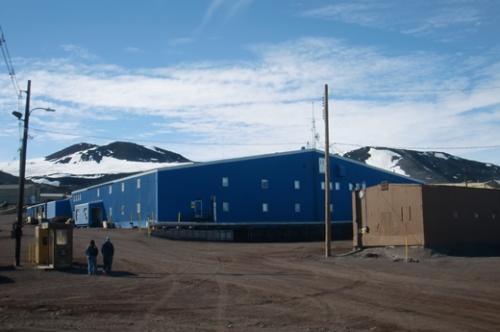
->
[{"left": 1, "top": 212, "right": 500, "bottom": 332}]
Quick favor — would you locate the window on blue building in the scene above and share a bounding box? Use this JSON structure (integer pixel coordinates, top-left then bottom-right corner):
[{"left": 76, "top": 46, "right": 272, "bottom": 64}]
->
[
  {"left": 137, "top": 203, "right": 141, "bottom": 215},
  {"left": 222, "top": 177, "right": 229, "bottom": 187},
  {"left": 335, "top": 182, "right": 340, "bottom": 191},
  {"left": 121, "top": 182, "right": 125, "bottom": 192},
  {"left": 121, "top": 205, "right": 125, "bottom": 216},
  {"left": 294, "top": 180, "right": 300, "bottom": 189},
  {"left": 109, "top": 185, "right": 112, "bottom": 194},
  {"left": 294, "top": 203, "right": 301, "bottom": 213},
  {"left": 261, "top": 179, "right": 269, "bottom": 189},
  {"left": 137, "top": 178, "right": 141, "bottom": 189},
  {"left": 319, "top": 158, "right": 325, "bottom": 174},
  {"left": 109, "top": 207, "right": 112, "bottom": 219},
  {"left": 262, "top": 203, "right": 268, "bottom": 212},
  {"left": 223, "top": 202, "right": 229, "bottom": 212},
  {"left": 97, "top": 188, "right": 100, "bottom": 197}
]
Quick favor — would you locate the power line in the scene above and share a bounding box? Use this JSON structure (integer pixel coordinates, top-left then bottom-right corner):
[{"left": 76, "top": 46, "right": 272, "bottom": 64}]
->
[
  {"left": 0, "top": 25, "right": 21, "bottom": 98},
  {"left": 29, "top": 126, "right": 500, "bottom": 151},
  {"left": 28, "top": 126, "right": 304, "bottom": 146},
  {"left": 332, "top": 141, "right": 500, "bottom": 151}
]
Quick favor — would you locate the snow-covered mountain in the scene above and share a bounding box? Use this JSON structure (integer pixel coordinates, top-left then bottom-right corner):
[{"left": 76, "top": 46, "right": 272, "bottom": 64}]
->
[
  {"left": 0, "top": 142, "right": 191, "bottom": 189},
  {"left": 343, "top": 146, "right": 500, "bottom": 184}
]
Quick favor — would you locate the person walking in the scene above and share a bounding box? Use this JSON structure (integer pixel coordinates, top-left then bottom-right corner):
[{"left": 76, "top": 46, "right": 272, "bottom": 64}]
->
[
  {"left": 85, "top": 240, "right": 99, "bottom": 275},
  {"left": 101, "top": 236, "right": 114, "bottom": 275}
]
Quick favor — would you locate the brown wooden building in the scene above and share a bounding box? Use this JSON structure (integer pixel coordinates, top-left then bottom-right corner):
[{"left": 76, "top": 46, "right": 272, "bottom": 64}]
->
[{"left": 352, "top": 184, "right": 500, "bottom": 248}]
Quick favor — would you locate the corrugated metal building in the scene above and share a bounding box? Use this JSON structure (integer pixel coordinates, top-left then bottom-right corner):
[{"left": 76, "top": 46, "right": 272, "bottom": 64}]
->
[
  {"left": 0, "top": 184, "right": 40, "bottom": 205},
  {"left": 353, "top": 183, "right": 500, "bottom": 248},
  {"left": 70, "top": 149, "right": 419, "bottom": 228}
]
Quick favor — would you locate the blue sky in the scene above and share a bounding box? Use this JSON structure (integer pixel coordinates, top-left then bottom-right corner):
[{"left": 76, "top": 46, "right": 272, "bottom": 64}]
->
[{"left": 1, "top": 0, "right": 499, "bottom": 164}]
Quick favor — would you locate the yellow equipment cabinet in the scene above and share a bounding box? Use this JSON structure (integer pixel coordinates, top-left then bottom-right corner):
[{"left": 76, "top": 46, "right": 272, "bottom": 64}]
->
[{"left": 35, "top": 222, "right": 73, "bottom": 269}]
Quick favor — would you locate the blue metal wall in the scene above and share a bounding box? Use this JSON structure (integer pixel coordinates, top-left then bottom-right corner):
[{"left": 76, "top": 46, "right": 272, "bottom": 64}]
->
[
  {"left": 71, "top": 171, "right": 157, "bottom": 227},
  {"left": 46, "top": 199, "right": 72, "bottom": 219},
  {"left": 157, "top": 151, "right": 318, "bottom": 223}
]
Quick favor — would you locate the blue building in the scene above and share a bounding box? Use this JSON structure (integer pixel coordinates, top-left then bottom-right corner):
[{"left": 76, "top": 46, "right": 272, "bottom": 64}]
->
[{"left": 69, "top": 149, "right": 419, "bottom": 228}]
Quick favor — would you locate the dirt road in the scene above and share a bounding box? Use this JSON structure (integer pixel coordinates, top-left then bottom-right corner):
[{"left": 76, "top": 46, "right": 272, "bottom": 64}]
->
[{"left": 1, "top": 213, "right": 500, "bottom": 332}]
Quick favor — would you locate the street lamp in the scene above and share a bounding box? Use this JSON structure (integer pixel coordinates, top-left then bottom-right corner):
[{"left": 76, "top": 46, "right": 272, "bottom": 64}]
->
[{"left": 12, "top": 79, "right": 56, "bottom": 267}]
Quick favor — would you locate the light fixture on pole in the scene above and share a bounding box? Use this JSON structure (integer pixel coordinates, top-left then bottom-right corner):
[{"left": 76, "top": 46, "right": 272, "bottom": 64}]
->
[{"left": 13, "top": 79, "right": 55, "bottom": 267}]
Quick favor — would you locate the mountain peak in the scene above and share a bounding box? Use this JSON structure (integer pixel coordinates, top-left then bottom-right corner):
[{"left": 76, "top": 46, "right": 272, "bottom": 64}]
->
[
  {"left": 46, "top": 141, "right": 190, "bottom": 164},
  {"left": 45, "top": 143, "right": 97, "bottom": 162}
]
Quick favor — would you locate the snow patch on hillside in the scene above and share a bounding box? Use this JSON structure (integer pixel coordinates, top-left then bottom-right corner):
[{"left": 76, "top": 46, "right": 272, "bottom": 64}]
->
[
  {"left": 433, "top": 152, "right": 448, "bottom": 160},
  {"left": 365, "top": 148, "right": 407, "bottom": 176},
  {"left": 0, "top": 157, "right": 191, "bottom": 179}
]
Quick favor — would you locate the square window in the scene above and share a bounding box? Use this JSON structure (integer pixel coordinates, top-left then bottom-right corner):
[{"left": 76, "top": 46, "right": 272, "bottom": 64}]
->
[
  {"left": 222, "top": 177, "right": 229, "bottom": 187},
  {"left": 294, "top": 180, "right": 300, "bottom": 190},
  {"left": 223, "top": 202, "right": 229, "bottom": 212},
  {"left": 121, "top": 182, "right": 125, "bottom": 192},
  {"left": 262, "top": 203, "right": 268, "bottom": 213},
  {"left": 137, "top": 178, "right": 141, "bottom": 189},
  {"left": 294, "top": 203, "right": 301, "bottom": 213},
  {"left": 261, "top": 179, "right": 269, "bottom": 189}
]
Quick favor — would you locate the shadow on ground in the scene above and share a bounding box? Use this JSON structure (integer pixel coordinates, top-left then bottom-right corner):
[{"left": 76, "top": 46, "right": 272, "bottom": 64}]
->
[{"left": 61, "top": 262, "right": 136, "bottom": 277}]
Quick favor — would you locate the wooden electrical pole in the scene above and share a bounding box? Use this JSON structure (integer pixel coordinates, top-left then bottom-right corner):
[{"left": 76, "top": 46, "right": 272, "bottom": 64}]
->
[
  {"left": 323, "top": 84, "right": 331, "bottom": 258},
  {"left": 15, "top": 80, "right": 30, "bottom": 266}
]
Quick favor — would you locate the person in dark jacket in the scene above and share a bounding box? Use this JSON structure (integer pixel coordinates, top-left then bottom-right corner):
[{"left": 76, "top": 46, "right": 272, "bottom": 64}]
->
[
  {"left": 85, "top": 240, "right": 99, "bottom": 275},
  {"left": 101, "top": 236, "right": 114, "bottom": 275}
]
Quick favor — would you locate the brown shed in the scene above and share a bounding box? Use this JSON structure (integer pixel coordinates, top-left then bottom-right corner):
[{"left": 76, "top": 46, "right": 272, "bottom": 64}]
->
[{"left": 353, "top": 184, "right": 500, "bottom": 248}]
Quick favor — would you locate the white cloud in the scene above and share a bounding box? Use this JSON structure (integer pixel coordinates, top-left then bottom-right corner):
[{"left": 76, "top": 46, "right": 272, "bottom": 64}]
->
[
  {"left": 1, "top": 37, "right": 500, "bottom": 163},
  {"left": 60, "top": 44, "right": 97, "bottom": 60},
  {"left": 302, "top": 0, "right": 485, "bottom": 40}
]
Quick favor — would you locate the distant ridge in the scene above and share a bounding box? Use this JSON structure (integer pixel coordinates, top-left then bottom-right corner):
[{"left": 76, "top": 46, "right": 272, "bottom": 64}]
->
[{"left": 343, "top": 146, "right": 500, "bottom": 183}]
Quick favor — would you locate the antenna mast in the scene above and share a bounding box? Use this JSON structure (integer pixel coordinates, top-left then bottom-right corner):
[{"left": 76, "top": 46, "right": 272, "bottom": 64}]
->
[{"left": 311, "top": 102, "right": 320, "bottom": 149}]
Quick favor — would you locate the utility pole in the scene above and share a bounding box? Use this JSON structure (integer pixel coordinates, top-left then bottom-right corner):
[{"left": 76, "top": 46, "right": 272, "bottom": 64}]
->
[
  {"left": 323, "top": 84, "right": 331, "bottom": 258},
  {"left": 14, "top": 80, "right": 30, "bottom": 267}
]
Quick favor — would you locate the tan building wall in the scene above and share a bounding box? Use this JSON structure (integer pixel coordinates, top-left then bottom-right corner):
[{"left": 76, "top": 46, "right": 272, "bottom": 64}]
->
[
  {"left": 353, "top": 184, "right": 425, "bottom": 247},
  {"left": 353, "top": 184, "right": 500, "bottom": 248}
]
